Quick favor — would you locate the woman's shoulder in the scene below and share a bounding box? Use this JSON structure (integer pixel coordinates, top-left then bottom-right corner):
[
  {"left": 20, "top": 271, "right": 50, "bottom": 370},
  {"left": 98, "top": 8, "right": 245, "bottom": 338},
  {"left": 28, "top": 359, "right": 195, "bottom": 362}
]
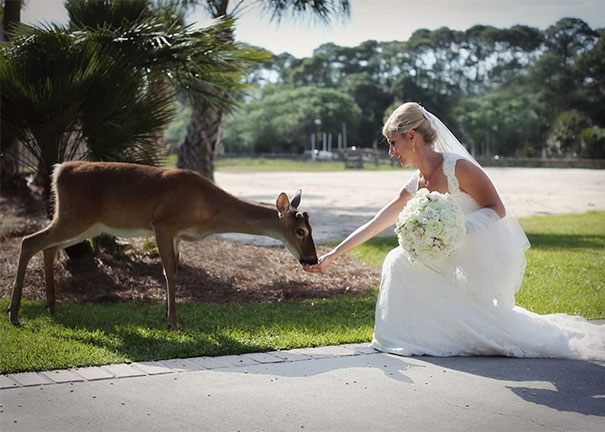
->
[
  {"left": 442, "top": 152, "right": 466, "bottom": 163},
  {"left": 441, "top": 153, "right": 480, "bottom": 193},
  {"left": 442, "top": 153, "right": 479, "bottom": 172},
  {"left": 448, "top": 155, "right": 492, "bottom": 194}
]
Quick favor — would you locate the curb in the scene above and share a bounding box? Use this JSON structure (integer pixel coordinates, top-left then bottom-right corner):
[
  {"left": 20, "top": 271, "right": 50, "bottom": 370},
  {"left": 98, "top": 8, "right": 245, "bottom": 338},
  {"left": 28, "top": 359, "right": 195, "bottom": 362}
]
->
[{"left": 0, "top": 343, "right": 378, "bottom": 390}]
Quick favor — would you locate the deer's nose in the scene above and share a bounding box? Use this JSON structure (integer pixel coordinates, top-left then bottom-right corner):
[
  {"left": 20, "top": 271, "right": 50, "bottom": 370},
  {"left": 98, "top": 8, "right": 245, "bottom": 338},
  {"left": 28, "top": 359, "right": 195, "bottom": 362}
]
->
[{"left": 300, "top": 257, "right": 318, "bottom": 265}]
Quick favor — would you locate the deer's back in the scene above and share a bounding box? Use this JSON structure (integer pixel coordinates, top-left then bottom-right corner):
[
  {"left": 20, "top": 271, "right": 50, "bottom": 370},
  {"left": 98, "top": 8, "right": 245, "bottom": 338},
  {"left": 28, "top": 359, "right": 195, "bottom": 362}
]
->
[{"left": 52, "top": 161, "right": 218, "bottom": 231}]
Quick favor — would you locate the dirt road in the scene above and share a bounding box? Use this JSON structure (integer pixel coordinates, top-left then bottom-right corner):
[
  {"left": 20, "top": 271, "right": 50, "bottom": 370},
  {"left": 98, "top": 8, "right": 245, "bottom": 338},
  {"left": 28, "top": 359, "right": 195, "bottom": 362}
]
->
[{"left": 215, "top": 167, "right": 605, "bottom": 244}]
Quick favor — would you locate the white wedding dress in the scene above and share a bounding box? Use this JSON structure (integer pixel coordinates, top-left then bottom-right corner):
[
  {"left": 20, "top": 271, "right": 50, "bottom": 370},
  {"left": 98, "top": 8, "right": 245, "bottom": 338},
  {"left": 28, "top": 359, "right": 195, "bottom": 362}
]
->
[{"left": 371, "top": 153, "right": 605, "bottom": 360}]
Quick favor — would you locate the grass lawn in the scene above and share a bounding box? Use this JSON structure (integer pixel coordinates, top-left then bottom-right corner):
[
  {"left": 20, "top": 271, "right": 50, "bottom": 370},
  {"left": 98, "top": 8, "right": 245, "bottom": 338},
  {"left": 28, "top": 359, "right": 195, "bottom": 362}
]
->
[
  {"left": 1, "top": 211, "right": 603, "bottom": 373},
  {"left": 164, "top": 155, "right": 398, "bottom": 172}
]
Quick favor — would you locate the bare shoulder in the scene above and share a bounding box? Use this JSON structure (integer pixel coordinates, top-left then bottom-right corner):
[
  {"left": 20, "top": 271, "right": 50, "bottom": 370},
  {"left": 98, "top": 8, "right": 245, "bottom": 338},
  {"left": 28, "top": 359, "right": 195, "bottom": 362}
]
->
[
  {"left": 452, "top": 158, "right": 504, "bottom": 214},
  {"left": 454, "top": 158, "right": 479, "bottom": 172},
  {"left": 454, "top": 158, "right": 488, "bottom": 183}
]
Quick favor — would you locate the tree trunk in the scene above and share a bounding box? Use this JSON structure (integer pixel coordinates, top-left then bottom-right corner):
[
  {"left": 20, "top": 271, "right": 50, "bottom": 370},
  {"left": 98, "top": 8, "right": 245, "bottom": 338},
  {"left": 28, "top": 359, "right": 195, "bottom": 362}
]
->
[
  {"left": 177, "top": 101, "right": 224, "bottom": 182},
  {"left": 2, "top": 0, "right": 21, "bottom": 42}
]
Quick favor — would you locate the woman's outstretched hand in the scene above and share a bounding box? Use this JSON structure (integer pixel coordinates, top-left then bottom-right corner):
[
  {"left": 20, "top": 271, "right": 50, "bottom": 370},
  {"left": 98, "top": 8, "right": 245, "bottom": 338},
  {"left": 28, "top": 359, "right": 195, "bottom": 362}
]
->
[{"left": 302, "top": 253, "right": 334, "bottom": 273}]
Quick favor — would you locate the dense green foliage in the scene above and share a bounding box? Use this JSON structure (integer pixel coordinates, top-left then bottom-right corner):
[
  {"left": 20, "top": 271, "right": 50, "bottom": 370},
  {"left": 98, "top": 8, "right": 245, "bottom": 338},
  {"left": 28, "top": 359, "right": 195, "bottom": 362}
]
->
[
  {"left": 223, "top": 87, "right": 362, "bottom": 153},
  {"left": 1, "top": 212, "right": 602, "bottom": 373},
  {"left": 0, "top": 0, "right": 262, "bottom": 202},
  {"left": 175, "top": 0, "right": 351, "bottom": 180},
  {"left": 217, "top": 18, "right": 604, "bottom": 158}
]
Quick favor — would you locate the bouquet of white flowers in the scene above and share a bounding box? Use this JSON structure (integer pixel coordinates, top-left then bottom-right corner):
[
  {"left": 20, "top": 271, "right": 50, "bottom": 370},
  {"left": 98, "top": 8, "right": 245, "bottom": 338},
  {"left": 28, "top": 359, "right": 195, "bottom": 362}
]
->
[{"left": 395, "top": 188, "right": 466, "bottom": 263}]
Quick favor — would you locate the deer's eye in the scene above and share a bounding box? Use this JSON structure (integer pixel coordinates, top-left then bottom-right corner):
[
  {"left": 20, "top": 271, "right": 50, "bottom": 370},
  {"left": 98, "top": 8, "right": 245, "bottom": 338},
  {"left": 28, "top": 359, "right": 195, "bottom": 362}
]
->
[{"left": 296, "top": 228, "right": 305, "bottom": 237}]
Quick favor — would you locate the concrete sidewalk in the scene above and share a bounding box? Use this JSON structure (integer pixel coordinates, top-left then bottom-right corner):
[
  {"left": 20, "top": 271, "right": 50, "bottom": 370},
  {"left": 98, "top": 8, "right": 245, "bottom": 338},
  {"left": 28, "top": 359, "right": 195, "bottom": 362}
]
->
[{"left": 2, "top": 344, "right": 604, "bottom": 432}]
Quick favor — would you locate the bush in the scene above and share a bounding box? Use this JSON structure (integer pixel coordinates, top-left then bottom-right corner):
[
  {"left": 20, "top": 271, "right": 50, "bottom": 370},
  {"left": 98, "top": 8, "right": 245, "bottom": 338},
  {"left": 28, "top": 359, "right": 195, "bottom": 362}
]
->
[{"left": 581, "top": 126, "right": 605, "bottom": 158}]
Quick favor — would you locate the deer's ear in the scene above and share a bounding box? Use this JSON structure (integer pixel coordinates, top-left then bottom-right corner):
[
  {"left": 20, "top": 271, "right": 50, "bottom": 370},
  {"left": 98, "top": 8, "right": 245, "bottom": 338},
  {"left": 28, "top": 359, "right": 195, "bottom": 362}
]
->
[
  {"left": 276, "top": 192, "right": 290, "bottom": 215},
  {"left": 290, "top": 189, "right": 302, "bottom": 209}
]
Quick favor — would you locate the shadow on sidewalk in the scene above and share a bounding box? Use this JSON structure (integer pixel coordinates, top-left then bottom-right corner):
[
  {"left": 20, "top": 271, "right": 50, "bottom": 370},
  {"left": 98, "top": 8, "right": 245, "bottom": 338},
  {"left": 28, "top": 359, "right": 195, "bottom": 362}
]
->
[{"left": 421, "top": 356, "right": 605, "bottom": 416}]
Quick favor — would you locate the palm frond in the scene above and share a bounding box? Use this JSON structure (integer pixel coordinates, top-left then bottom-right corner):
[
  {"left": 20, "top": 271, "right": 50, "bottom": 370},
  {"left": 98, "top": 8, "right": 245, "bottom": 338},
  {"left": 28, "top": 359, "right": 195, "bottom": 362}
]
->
[
  {"left": 0, "top": 26, "right": 94, "bottom": 173},
  {"left": 72, "top": 12, "right": 269, "bottom": 111},
  {"left": 260, "top": 0, "right": 351, "bottom": 25},
  {"left": 1, "top": 0, "right": 271, "bottom": 198},
  {"left": 66, "top": 0, "right": 152, "bottom": 30}
]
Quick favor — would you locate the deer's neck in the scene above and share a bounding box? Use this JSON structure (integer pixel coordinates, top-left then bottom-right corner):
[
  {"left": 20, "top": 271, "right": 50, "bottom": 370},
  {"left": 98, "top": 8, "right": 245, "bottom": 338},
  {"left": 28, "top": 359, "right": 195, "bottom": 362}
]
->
[{"left": 212, "top": 196, "right": 281, "bottom": 239}]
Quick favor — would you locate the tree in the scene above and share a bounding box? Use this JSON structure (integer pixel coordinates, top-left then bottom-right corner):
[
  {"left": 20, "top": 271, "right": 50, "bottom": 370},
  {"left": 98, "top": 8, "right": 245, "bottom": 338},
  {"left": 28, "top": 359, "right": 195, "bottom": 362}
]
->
[
  {"left": 581, "top": 126, "right": 605, "bottom": 158},
  {"left": 454, "top": 84, "right": 547, "bottom": 158},
  {"left": 177, "top": 0, "right": 351, "bottom": 181},
  {"left": 218, "top": 18, "right": 602, "bottom": 160},
  {"left": 0, "top": 0, "right": 23, "bottom": 182},
  {"left": 529, "top": 18, "right": 599, "bottom": 121},
  {"left": 0, "top": 0, "right": 255, "bottom": 209},
  {"left": 222, "top": 86, "right": 361, "bottom": 153},
  {"left": 1, "top": 26, "right": 112, "bottom": 208},
  {"left": 547, "top": 110, "right": 591, "bottom": 156},
  {"left": 341, "top": 73, "right": 392, "bottom": 147},
  {"left": 1, "top": 0, "right": 21, "bottom": 41},
  {"left": 575, "top": 37, "right": 605, "bottom": 127}
]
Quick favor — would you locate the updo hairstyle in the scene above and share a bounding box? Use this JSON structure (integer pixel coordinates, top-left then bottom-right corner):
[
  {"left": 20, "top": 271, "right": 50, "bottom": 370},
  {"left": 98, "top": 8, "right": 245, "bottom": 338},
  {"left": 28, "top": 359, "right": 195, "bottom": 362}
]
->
[{"left": 382, "top": 102, "right": 437, "bottom": 145}]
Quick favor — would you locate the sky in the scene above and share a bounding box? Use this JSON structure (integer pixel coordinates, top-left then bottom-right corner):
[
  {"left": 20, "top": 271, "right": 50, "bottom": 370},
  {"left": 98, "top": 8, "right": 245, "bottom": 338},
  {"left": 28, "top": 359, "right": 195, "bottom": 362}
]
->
[{"left": 21, "top": 0, "right": 605, "bottom": 58}]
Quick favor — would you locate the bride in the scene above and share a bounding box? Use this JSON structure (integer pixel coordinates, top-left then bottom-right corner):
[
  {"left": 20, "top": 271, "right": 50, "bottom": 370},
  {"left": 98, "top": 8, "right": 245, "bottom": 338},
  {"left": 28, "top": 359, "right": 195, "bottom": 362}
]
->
[{"left": 304, "top": 102, "right": 604, "bottom": 360}]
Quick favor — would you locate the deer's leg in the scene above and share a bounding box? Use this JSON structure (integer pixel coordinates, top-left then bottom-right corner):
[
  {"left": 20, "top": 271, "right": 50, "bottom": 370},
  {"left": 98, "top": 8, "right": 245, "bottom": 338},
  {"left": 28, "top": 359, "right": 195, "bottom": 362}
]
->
[
  {"left": 10, "top": 225, "right": 58, "bottom": 325},
  {"left": 174, "top": 239, "right": 182, "bottom": 268},
  {"left": 10, "top": 221, "right": 97, "bottom": 325},
  {"left": 155, "top": 227, "right": 179, "bottom": 330},
  {"left": 42, "top": 246, "right": 59, "bottom": 315}
]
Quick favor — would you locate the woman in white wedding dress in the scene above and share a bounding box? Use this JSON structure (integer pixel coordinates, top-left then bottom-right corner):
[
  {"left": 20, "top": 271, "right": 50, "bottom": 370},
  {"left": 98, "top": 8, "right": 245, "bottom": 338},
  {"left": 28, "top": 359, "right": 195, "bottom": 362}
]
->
[{"left": 304, "top": 102, "right": 604, "bottom": 360}]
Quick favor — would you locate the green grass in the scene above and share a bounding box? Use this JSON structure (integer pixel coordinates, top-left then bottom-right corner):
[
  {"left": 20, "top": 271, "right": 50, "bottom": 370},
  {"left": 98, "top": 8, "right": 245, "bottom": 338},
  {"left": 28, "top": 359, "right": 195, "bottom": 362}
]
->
[
  {"left": 163, "top": 155, "right": 398, "bottom": 172},
  {"left": 1, "top": 212, "right": 603, "bottom": 373},
  {"left": 0, "top": 295, "right": 376, "bottom": 373},
  {"left": 217, "top": 157, "right": 345, "bottom": 172},
  {"left": 515, "top": 212, "right": 605, "bottom": 318}
]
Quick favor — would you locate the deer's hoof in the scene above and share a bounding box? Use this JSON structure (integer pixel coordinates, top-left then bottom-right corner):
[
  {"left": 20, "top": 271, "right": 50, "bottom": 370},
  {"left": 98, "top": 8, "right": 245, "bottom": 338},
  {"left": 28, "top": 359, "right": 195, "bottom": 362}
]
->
[{"left": 8, "top": 310, "right": 21, "bottom": 327}]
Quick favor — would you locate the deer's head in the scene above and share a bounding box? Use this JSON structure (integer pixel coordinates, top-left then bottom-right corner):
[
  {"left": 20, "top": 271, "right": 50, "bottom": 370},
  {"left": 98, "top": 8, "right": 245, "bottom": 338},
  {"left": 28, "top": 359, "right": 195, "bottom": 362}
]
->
[{"left": 276, "top": 190, "right": 318, "bottom": 265}]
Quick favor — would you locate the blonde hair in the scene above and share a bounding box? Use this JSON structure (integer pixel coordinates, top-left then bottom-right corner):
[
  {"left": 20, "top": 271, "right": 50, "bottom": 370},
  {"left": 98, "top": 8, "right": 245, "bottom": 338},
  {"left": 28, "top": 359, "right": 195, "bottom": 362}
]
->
[{"left": 382, "top": 102, "right": 437, "bottom": 145}]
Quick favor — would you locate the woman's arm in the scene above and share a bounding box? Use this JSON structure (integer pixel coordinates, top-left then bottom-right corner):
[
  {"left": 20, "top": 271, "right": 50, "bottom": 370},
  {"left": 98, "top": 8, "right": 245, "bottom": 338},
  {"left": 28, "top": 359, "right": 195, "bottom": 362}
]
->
[{"left": 304, "top": 187, "right": 412, "bottom": 273}]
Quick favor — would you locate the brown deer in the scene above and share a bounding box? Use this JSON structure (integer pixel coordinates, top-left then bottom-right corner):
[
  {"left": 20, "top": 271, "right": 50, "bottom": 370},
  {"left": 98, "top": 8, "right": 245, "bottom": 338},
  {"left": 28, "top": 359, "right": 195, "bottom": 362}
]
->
[{"left": 9, "top": 161, "right": 318, "bottom": 329}]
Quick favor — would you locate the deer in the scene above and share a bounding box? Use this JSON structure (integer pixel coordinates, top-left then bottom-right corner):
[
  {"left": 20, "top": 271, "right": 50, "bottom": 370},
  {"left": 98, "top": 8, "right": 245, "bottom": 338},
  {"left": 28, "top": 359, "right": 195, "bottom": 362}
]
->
[{"left": 9, "top": 161, "right": 318, "bottom": 330}]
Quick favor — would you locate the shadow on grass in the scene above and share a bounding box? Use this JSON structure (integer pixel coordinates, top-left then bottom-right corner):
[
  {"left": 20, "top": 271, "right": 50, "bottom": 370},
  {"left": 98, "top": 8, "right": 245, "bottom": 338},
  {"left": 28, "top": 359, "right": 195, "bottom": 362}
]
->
[
  {"left": 3, "top": 293, "right": 375, "bottom": 368},
  {"left": 525, "top": 233, "right": 605, "bottom": 250}
]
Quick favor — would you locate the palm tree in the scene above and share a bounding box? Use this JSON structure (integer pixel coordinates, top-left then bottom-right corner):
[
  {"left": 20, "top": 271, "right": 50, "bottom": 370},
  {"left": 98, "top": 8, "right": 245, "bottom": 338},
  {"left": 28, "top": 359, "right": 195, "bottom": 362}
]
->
[
  {"left": 1, "top": 0, "right": 22, "bottom": 42},
  {"left": 0, "top": 0, "right": 24, "bottom": 182},
  {"left": 0, "top": 0, "right": 259, "bottom": 211},
  {"left": 66, "top": 0, "right": 258, "bottom": 161},
  {"left": 1, "top": 25, "right": 98, "bottom": 209},
  {"left": 177, "top": 0, "right": 351, "bottom": 181}
]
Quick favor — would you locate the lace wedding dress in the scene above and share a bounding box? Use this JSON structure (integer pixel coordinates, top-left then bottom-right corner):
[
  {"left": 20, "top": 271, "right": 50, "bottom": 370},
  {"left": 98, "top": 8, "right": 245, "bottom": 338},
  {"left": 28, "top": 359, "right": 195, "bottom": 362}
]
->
[{"left": 371, "top": 153, "right": 605, "bottom": 360}]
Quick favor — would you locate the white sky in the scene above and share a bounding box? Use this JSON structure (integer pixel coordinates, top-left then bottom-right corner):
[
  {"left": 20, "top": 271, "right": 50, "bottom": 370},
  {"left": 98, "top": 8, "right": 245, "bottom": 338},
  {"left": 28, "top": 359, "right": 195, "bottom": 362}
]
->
[{"left": 22, "top": 0, "right": 605, "bottom": 58}]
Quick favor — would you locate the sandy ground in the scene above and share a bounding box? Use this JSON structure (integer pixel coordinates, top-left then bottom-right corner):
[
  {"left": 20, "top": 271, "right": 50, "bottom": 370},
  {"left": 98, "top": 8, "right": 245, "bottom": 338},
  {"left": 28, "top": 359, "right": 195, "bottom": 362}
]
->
[{"left": 215, "top": 167, "right": 605, "bottom": 245}]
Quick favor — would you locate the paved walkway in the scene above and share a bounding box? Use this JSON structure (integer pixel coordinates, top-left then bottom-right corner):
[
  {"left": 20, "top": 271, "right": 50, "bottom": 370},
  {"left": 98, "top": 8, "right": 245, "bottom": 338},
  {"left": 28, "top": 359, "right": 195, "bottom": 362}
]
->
[{"left": 1, "top": 344, "right": 604, "bottom": 431}]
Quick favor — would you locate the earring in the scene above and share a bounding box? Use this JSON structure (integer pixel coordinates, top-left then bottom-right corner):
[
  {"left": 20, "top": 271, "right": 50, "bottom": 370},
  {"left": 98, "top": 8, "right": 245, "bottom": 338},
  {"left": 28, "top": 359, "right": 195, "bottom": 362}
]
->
[{"left": 412, "top": 142, "right": 416, "bottom": 152}]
